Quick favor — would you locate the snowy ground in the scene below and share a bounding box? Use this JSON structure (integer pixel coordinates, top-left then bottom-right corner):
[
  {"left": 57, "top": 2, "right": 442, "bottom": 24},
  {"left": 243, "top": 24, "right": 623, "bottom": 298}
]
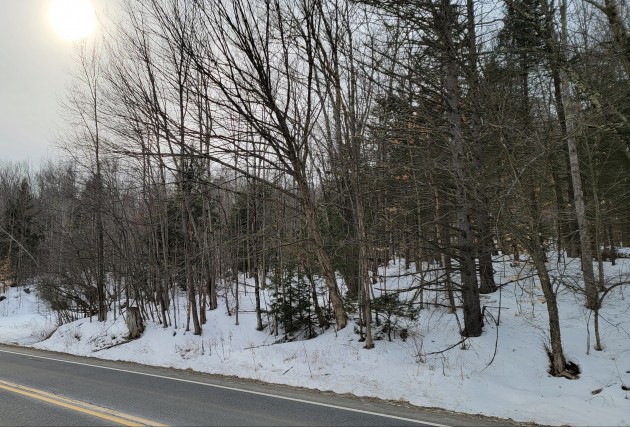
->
[{"left": 1, "top": 255, "right": 629, "bottom": 426}]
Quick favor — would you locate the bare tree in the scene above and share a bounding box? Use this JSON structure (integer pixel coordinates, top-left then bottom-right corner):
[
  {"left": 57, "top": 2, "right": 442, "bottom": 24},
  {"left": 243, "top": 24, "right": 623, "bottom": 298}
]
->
[
  {"left": 169, "top": 0, "right": 350, "bottom": 329},
  {"left": 540, "top": 0, "right": 599, "bottom": 310},
  {"left": 61, "top": 41, "right": 108, "bottom": 322},
  {"left": 307, "top": 0, "right": 376, "bottom": 345}
]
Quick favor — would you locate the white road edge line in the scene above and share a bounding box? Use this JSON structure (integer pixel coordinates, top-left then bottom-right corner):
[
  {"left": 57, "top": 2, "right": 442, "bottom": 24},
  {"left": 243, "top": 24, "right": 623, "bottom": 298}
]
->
[{"left": 0, "top": 347, "right": 450, "bottom": 427}]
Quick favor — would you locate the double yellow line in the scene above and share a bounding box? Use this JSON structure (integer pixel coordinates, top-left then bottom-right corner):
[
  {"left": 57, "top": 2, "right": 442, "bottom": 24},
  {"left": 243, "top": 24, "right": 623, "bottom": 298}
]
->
[{"left": 0, "top": 379, "right": 166, "bottom": 426}]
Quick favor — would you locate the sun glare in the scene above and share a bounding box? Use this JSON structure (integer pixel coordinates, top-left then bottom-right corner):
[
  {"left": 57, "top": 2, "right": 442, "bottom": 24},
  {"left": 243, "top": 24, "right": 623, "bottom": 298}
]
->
[{"left": 48, "top": 0, "right": 96, "bottom": 41}]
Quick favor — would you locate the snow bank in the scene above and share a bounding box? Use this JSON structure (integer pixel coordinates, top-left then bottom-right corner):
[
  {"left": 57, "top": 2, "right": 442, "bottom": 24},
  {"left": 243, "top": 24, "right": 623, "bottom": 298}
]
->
[{"left": 0, "top": 256, "right": 629, "bottom": 427}]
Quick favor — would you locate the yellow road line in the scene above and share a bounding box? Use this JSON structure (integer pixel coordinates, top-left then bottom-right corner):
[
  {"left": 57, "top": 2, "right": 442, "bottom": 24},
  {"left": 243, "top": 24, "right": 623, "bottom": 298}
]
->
[{"left": 0, "top": 379, "right": 166, "bottom": 426}]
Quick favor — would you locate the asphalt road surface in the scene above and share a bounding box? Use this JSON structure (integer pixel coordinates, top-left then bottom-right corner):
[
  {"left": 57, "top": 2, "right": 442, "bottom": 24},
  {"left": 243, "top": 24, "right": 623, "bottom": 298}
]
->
[{"left": 0, "top": 344, "right": 517, "bottom": 426}]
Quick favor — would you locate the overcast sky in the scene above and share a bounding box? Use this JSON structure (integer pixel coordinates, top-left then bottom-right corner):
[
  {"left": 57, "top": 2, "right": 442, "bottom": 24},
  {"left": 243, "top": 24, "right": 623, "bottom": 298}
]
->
[{"left": 0, "top": 0, "right": 107, "bottom": 166}]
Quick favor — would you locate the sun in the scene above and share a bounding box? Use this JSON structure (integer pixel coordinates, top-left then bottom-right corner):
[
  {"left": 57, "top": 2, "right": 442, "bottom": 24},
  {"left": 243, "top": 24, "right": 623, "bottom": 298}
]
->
[{"left": 48, "top": 0, "right": 96, "bottom": 41}]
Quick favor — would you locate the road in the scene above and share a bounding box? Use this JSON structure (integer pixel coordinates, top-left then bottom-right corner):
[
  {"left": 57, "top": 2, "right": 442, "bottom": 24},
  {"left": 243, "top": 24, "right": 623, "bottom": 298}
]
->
[{"left": 0, "top": 345, "right": 516, "bottom": 426}]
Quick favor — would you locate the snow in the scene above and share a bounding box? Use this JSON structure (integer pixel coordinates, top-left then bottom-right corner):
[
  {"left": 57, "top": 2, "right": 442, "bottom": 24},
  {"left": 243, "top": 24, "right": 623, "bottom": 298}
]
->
[{"left": 1, "top": 255, "right": 629, "bottom": 427}]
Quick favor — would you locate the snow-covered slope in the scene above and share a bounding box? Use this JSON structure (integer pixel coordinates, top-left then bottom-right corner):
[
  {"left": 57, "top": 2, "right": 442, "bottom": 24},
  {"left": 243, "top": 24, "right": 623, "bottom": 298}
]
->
[{"left": 0, "top": 256, "right": 629, "bottom": 426}]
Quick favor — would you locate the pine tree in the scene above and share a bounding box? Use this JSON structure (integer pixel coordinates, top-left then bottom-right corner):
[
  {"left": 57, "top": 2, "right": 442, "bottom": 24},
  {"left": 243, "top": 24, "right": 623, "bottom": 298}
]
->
[{"left": 2, "top": 178, "right": 40, "bottom": 284}]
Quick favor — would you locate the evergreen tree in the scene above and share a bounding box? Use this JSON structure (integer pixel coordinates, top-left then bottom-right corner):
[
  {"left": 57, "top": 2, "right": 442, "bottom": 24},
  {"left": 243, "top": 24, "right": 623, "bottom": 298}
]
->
[
  {"left": 2, "top": 178, "right": 40, "bottom": 284},
  {"left": 268, "top": 266, "right": 317, "bottom": 341}
]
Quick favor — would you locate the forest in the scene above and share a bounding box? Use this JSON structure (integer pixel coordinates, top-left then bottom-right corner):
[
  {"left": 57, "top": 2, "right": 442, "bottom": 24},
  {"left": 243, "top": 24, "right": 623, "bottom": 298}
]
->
[{"left": 0, "top": 0, "right": 629, "bottom": 381}]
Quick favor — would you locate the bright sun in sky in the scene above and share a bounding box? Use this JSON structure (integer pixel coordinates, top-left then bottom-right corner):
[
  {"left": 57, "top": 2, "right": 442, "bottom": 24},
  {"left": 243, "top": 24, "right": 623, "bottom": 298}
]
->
[{"left": 48, "top": 0, "right": 96, "bottom": 41}]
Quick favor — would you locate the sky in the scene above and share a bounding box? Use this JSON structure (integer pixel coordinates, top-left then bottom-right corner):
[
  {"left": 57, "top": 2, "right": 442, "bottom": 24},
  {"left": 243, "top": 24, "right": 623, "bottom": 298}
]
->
[{"left": 0, "top": 0, "right": 107, "bottom": 166}]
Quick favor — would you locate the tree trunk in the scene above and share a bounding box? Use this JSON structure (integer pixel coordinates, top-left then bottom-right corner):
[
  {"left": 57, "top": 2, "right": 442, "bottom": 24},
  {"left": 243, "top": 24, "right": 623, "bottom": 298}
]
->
[
  {"left": 298, "top": 177, "right": 347, "bottom": 330},
  {"left": 565, "top": 115, "right": 598, "bottom": 309},
  {"left": 607, "top": 223, "right": 616, "bottom": 266},
  {"left": 126, "top": 306, "right": 144, "bottom": 339},
  {"left": 95, "top": 173, "right": 106, "bottom": 322},
  {"left": 466, "top": 0, "right": 496, "bottom": 295},
  {"left": 593, "top": 306, "right": 603, "bottom": 351},
  {"left": 254, "top": 264, "right": 263, "bottom": 331},
  {"left": 306, "top": 270, "right": 328, "bottom": 329},
  {"left": 355, "top": 192, "right": 373, "bottom": 349},
  {"left": 525, "top": 174, "right": 577, "bottom": 379},
  {"left": 529, "top": 250, "right": 575, "bottom": 378},
  {"left": 441, "top": 1, "right": 483, "bottom": 336},
  {"left": 542, "top": 0, "right": 599, "bottom": 310},
  {"left": 182, "top": 193, "right": 201, "bottom": 335},
  {"left": 435, "top": 189, "right": 456, "bottom": 313},
  {"left": 477, "top": 212, "right": 497, "bottom": 294}
]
